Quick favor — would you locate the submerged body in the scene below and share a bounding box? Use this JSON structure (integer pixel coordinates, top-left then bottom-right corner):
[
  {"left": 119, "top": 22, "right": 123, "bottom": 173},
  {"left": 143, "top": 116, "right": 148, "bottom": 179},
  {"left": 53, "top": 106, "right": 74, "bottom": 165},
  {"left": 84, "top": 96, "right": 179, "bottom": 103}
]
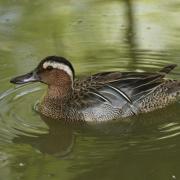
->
[{"left": 10, "top": 56, "right": 180, "bottom": 122}]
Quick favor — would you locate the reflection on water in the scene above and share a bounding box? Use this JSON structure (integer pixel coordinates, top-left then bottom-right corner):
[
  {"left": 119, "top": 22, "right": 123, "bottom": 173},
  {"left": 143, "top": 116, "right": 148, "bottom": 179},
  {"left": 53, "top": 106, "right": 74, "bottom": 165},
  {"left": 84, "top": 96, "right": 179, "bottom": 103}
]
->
[
  {"left": 13, "top": 117, "right": 75, "bottom": 156},
  {"left": 0, "top": 80, "right": 179, "bottom": 180},
  {"left": 0, "top": 0, "right": 180, "bottom": 179}
]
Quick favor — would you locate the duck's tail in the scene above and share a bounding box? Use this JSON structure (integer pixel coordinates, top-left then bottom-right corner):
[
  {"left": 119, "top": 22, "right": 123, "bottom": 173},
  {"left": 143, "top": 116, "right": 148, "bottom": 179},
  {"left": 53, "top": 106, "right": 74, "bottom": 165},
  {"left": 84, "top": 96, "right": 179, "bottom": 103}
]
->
[
  {"left": 138, "top": 65, "right": 179, "bottom": 113},
  {"left": 140, "top": 80, "right": 180, "bottom": 113},
  {"left": 164, "top": 80, "right": 180, "bottom": 102},
  {"left": 160, "top": 64, "right": 180, "bottom": 99},
  {"left": 159, "top": 64, "right": 177, "bottom": 74},
  {"left": 159, "top": 64, "right": 180, "bottom": 99},
  {"left": 159, "top": 64, "right": 179, "bottom": 97}
]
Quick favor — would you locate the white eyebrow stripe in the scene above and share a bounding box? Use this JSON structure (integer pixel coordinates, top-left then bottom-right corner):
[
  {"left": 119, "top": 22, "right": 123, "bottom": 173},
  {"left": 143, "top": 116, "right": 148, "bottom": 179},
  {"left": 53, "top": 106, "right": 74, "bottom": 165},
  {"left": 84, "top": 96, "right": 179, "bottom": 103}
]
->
[{"left": 43, "top": 61, "right": 73, "bottom": 79}]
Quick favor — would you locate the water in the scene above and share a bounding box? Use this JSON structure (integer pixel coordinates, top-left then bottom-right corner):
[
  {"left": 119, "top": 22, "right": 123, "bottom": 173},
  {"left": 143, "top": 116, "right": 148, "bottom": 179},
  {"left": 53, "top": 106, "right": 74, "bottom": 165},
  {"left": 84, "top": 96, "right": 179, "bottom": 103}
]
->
[{"left": 0, "top": 0, "right": 180, "bottom": 179}]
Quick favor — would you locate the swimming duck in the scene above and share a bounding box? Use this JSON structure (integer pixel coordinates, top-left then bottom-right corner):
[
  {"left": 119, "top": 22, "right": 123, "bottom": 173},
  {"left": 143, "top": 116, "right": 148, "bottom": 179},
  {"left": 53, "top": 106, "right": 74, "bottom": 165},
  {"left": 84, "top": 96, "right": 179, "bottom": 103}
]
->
[{"left": 10, "top": 56, "right": 180, "bottom": 122}]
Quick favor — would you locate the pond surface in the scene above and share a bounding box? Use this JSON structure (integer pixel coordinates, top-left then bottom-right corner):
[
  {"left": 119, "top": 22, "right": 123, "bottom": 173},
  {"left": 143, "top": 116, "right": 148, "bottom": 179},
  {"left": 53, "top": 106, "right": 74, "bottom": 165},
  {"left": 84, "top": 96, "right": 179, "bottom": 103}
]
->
[{"left": 0, "top": 0, "right": 180, "bottom": 179}]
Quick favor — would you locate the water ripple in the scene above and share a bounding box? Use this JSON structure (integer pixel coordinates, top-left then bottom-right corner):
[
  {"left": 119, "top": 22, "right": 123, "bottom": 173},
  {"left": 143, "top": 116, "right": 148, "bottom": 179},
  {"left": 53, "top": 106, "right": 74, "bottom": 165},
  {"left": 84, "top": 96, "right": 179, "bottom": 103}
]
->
[{"left": 0, "top": 84, "right": 48, "bottom": 145}]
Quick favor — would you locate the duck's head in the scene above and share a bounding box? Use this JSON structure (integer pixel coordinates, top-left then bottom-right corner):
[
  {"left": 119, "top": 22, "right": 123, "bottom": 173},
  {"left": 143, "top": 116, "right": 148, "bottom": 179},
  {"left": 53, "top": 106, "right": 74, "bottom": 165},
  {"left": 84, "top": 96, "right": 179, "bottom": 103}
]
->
[{"left": 10, "top": 56, "right": 75, "bottom": 90}]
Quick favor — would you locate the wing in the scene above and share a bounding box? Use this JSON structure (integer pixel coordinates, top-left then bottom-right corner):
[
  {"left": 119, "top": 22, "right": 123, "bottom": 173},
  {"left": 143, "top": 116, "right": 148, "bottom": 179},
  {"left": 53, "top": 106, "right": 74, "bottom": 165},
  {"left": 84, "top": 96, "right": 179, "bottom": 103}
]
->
[{"left": 73, "top": 64, "right": 177, "bottom": 109}]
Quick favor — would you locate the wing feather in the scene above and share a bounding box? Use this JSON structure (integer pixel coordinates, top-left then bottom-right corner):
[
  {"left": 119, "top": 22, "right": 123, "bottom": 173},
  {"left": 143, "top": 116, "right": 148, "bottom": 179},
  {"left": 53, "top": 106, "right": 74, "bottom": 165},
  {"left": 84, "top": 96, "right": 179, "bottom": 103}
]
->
[{"left": 73, "top": 64, "right": 176, "bottom": 107}]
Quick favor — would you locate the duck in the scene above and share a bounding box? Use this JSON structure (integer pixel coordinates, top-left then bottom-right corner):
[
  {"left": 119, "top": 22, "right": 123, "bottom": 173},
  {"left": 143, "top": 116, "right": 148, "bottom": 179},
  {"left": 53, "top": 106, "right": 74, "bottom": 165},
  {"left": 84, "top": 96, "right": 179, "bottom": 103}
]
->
[{"left": 10, "top": 56, "right": 180, "bottom": 122}]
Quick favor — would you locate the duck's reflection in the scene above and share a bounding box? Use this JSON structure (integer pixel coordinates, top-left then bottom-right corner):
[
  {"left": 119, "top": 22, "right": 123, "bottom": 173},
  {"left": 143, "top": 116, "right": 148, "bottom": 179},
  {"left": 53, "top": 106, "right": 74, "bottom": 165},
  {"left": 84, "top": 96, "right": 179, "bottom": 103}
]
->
[
  {"left": 12, "top": 103, "right": 180, "bottom": 157},
  {"left": 13, "top": 116, "right": 81, "bottom": 156}
]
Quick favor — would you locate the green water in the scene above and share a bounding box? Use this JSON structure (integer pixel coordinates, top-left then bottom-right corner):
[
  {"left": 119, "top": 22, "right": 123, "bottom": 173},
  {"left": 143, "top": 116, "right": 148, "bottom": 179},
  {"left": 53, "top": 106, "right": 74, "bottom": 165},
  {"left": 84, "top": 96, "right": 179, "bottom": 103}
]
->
[{"left": 0, "top": 0, "right": 180, "bottom": 179}]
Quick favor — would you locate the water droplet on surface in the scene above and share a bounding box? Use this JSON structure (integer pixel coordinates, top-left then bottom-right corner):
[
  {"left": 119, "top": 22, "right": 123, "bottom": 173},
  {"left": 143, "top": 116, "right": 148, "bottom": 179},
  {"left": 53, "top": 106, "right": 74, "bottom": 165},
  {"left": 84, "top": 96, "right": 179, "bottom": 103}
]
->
[{"left": 19, "top": 163, "right": 25, "bottom": 167}]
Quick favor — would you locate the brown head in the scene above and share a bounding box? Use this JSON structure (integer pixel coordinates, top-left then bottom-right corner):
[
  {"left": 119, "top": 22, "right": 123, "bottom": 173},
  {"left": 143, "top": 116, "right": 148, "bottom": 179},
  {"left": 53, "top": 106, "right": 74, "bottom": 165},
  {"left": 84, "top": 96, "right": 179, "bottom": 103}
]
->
[{"left": 10, "top": 56, "right": 75, "bottom": 98}]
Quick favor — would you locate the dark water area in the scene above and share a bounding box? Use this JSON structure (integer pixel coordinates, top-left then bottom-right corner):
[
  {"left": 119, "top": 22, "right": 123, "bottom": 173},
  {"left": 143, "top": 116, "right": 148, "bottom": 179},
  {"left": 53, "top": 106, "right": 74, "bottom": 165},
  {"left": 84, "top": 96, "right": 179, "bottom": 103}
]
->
[{"left": 0, "top": 0, "right": 180, "bottom": 179}]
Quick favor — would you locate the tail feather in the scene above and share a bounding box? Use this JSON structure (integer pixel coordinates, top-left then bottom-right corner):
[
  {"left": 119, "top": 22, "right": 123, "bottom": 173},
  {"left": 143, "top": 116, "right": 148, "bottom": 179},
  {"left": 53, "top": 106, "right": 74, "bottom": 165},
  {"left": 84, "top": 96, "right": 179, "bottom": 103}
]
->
[
  {"left": 159, "top": 64, "right": 177, "bottom": 74},
  {"left": 166, "top": 80, "right": 180, "bottom": 99}
]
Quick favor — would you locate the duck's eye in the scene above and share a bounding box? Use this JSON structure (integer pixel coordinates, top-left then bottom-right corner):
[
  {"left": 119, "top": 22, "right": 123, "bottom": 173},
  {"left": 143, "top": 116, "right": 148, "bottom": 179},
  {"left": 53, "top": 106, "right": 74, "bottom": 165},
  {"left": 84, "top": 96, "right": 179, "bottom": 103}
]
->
[{"left": 46, "top": 66, "right": 53, "bottom": 71}]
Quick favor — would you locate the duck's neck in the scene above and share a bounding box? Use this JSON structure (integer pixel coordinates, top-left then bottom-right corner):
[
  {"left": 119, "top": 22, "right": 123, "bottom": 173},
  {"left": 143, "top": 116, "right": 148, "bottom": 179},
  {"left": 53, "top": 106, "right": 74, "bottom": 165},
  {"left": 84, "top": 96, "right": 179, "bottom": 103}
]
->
[
  {"left": 46, "top": 85, "right": 73, "bottom": 99},
  {"left": 38, "top": 85, "right": 73, "bottom": 119}
]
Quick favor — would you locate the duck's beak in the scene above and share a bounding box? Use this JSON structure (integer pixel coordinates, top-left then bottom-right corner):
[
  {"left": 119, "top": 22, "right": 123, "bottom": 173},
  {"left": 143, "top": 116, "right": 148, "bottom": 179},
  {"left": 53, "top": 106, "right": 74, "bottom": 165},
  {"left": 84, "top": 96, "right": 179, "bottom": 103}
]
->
[{"left": 10, "top": 70, "right": 40, "bottom": 84}]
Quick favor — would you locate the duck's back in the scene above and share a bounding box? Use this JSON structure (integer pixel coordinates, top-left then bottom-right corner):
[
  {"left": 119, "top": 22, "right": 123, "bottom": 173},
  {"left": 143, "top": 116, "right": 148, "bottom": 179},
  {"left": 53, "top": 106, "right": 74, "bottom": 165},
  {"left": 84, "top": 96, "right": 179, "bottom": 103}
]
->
[{"left": 73, "top": 64, "right": 180, "bottom": 121}]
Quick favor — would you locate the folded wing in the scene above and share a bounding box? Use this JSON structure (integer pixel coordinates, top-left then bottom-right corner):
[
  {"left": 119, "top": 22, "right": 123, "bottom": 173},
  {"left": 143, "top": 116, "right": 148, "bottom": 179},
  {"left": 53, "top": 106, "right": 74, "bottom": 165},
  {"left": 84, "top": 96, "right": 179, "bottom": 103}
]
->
[{"left": 74, "top": 65, "right": 176, "bottom": 109}]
